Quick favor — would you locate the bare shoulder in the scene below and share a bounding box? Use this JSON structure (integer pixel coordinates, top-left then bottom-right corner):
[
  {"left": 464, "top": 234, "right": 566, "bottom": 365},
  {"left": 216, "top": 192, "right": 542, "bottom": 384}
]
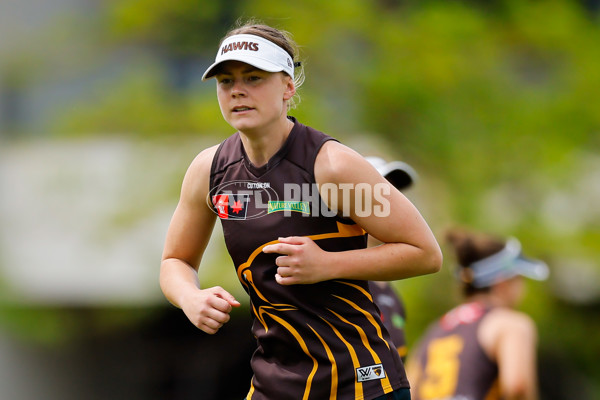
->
[
  {"left": 188, "top": 144, "right": 220, "bottom": 175},
  {"left": 180, "top": 144, "right": 220, "bottom": 204},
  {"left": 314, "top": 140, "right": 381, "bottom": 184},
  {"left": 486, "top": 308, "right": 536, "bottom": 332},
  {"left": 479, "top": 307, "right": 537, "bottom": 357}
]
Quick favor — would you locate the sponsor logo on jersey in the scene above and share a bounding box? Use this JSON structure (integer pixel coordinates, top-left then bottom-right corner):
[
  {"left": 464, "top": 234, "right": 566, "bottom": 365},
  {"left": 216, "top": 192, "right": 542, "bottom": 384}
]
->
[
  {"left": 208, "top": 180, "right": 393, "bottom": 219},
  {"left": 356, "top": 364, "right": 386, "bottom": 382},
  {"left": 267, "top": 201, "right": 310, "bottom": 215},
  {"left": 209, "top": 180, "right": 279, "bottom": 220},
  {"left": 212, "top": 193, "right": 249, "bottom": 220}
]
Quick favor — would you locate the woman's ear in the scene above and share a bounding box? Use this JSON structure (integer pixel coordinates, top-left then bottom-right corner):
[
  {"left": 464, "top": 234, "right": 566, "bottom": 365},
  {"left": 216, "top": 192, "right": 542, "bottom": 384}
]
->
[{"left": 283, "top": 76, "right": 296, "bottom": 101}]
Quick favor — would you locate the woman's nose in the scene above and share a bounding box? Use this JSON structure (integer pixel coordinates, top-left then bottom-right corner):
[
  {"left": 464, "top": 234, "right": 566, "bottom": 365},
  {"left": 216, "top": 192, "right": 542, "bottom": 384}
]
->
[{"left": 231, "top": 80, "right": 246, "bottom": 97}]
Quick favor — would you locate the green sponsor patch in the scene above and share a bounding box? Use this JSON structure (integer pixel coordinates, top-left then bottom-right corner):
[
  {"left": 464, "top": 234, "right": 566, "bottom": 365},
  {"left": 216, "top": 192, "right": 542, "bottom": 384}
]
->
[{"left": 268, "top": 201, "right": 310, "bottom": 215}]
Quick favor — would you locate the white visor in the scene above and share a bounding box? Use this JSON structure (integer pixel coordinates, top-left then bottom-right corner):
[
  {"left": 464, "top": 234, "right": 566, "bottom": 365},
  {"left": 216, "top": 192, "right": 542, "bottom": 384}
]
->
[
  {"left": 366, "top": 156, "right": 418, "bottom": 190},
  {"left": 202, "top": 34, "right": 294, "bottom": 81},
  {"left": 466, "top": 237, "right": 550, "bottom": 288}
]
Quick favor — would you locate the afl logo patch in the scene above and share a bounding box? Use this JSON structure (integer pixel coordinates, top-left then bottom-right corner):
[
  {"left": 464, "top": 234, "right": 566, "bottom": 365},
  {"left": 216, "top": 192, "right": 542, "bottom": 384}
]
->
[
  {"left": 356, "top": 364, "right": 386, "bottom": 382},
  {"left": 208, "top": 180, "right": 280, "bottom": 220},
  {"left": 212, "top": 193, "right": 249, "bottom": 220}
]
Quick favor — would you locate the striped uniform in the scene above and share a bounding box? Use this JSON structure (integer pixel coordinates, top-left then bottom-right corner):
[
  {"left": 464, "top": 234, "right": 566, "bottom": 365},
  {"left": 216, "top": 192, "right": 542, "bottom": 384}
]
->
[
  {"left": 209, "top": 117, "right": 408, "bottom": 400},
  {"left": 412, "top": 302, "right": 499, "bottom": 400},
  {"left": 368, "top": 281, "right": 408, "bottom": 360}
]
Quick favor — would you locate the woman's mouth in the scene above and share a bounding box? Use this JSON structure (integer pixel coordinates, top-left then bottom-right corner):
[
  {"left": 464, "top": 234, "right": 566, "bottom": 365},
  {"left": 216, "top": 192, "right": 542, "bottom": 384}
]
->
[{"left": 233, "top": 106, "right": 253, "bottom": 113}]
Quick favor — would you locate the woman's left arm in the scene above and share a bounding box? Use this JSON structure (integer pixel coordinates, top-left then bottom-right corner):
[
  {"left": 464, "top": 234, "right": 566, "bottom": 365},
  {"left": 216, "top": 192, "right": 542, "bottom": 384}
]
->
[{"left": 263, "top": 141, "right": 442, "bottom": 285}]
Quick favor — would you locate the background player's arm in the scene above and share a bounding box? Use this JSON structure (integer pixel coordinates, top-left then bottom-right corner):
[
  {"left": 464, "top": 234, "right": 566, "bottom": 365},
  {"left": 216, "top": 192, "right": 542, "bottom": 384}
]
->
[
  {"left": 160, "top": 145, "right": 240, "bottom": 333},
  {"left": 480, "top": 309, "right": 539, "bottom": 400},
  {"left": 405, "top": 350, "right": 424, "bottom": 398},
  {"left": 264, "top": 141, "right": 442, "bottom": 285}
]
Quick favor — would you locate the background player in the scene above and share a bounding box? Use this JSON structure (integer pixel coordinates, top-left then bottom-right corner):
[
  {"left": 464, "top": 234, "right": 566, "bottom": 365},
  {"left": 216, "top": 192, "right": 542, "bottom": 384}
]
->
[
  {"left": 366, "top": 156, "right": 418, "bottom": 361},
  {"left": 406, "top": 228, "right": 549, "bottom": 400}
]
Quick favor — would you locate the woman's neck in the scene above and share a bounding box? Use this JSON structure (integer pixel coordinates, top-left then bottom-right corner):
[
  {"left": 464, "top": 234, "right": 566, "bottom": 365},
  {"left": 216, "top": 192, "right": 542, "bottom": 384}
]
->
[
  {"left": 239, "top": 117, "right": 294, "bottom": 167},
  {"left": 466, "top": 292, "right": 510, "bottom": 308}
]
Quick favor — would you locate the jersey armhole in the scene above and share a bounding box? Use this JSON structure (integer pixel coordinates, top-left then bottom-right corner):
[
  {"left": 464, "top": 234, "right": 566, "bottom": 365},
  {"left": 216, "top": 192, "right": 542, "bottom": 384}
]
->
[
  {"left": 309, "top": 137, "right": 339, "bottom": 181},
  {"left": 209, "top": 139, "right": 228, "bottom": 190}
]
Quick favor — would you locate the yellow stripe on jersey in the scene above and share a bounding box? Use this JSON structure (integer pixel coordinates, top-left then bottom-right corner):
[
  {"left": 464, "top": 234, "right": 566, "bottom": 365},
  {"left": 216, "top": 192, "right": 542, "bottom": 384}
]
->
[
  {"left": 337, "top": 280, "right": 374, "bottom": 302},
  {"left": 308, "top": 324, "right": 338, "bottom": 399},
  {"left": 238, "top": 220, "right": 370, "bottom": 398},
  {"left": 333, "top": 295, "right": 391, "bottom": 351},
  {"left": 484, "top": 378, "right": 501, "bottom": 400},
  {"left": 267, "top": 312, "right": 319, "bottom": 400},
  {"left": 307, "top": 220, "right": 367, "bottom": 241},
  {"left": 323, "top": 317, "right": 364, "bottom": 400},
  {"left": 397, "top": 345, "right": 408, "bottom": 358},
  {"left": 256, "top": 304, "right": 297, "bottom": 332},
  {"left": 236, "top": 220, "right": 367, "bottom": 332},
  {"left": 328, "top": 309, "right": 394, "bottom": 393},
  {"left": 236, "top": 221, "right": 366, "bottom": 288},
  {"left": 246, "top": 382, "right": 255, "bottom": 399}
]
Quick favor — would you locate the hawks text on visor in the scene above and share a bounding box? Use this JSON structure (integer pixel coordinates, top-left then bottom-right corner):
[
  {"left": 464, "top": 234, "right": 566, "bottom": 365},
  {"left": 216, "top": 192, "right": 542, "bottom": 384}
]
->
[{"left": 220, "top": 41, "right": 259, "bottom": 54}]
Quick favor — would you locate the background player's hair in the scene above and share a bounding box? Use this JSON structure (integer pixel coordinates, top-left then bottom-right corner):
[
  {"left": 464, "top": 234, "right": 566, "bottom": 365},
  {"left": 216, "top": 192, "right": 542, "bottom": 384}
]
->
[{"left": 445, "top": 227, "right": 505, "bottom": 296}]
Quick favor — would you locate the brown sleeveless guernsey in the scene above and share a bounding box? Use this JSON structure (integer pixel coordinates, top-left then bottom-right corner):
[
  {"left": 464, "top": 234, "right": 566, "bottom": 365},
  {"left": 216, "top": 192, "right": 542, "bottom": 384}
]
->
[
  {"left": 368, "top": 281, "right": 407, "bottom": 360},
  {"left": 209, "top": 117, "right": 408, "bottom": 400},
  {"left": 412, "top": 302, "right": 499, "bottom": 400}
]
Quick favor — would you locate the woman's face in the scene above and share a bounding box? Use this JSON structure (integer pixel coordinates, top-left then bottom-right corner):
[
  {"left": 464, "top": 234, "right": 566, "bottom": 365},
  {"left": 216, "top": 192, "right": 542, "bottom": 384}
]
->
[
  {"left": 497, "top": 275, "right": 526, "bottom": 307},
  {"left": 215, "top": 61, "right": 295, "bottom": 133}
]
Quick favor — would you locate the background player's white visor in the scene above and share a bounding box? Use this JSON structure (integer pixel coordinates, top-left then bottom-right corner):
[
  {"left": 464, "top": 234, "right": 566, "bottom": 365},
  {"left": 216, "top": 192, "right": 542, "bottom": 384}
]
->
[
  {"left": 366, "top": 156, "right": 418, "bottom": 191},
  {"left": 468, "top": 237, "right": 550, "bottom": 288}
]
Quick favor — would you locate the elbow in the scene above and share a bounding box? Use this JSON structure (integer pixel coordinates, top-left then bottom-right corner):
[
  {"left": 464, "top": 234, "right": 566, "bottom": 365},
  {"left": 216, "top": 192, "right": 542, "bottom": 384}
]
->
[
  {"left": 502, "top": 380, "right": 533, "bottom": 400},
  {"left": 501, "top": 369, "right": 537, "bottom": 399},
  {"left": 425, "top": 246, "right": 443, "bottom": 275},
  {"left": 159, "top": 265, "right": 171, "bottom": 298}
]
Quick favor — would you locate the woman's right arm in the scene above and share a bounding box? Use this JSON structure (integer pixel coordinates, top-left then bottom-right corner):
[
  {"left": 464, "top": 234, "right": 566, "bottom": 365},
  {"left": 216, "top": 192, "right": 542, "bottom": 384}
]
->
[
  {"left": 480, "top": 309, "right": 539, "bottom": 400},
  {"left": 160, "top": 145, "right": 240, "bottom": 334},
  {"left": 404, "top": 345, "right": 424, "bottom": 399}
]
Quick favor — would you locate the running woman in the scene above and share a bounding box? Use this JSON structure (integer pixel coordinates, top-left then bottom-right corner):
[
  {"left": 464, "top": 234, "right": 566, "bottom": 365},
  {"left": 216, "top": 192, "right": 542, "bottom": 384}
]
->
[{"left": 160, "top": 20, "right": 442, "bottom": 400}]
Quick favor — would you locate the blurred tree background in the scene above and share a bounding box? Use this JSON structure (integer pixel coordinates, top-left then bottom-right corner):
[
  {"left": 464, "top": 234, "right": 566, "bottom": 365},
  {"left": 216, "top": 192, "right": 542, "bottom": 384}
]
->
[{"left": 1, "top": 0, "right": 600, "bottom": 399}]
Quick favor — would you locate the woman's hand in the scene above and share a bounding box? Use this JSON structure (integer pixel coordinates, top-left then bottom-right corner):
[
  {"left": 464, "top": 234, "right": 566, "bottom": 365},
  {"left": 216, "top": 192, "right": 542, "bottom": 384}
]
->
[
  {"left": 180, "top": 286, "right": 241, "bottom": 334},
  {"left": 263, "top": 236, "right": 330, "bottom": 285}
]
